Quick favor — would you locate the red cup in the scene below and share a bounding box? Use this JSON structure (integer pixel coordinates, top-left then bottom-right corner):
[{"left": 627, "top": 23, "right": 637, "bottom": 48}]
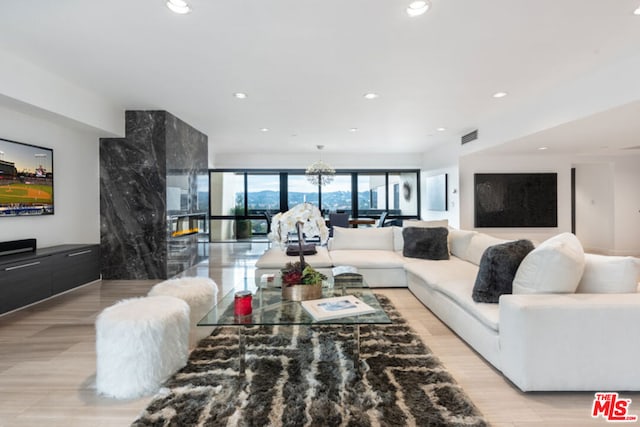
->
[{"left": 234, "top": 291, "right": 252, "bottom": 316}]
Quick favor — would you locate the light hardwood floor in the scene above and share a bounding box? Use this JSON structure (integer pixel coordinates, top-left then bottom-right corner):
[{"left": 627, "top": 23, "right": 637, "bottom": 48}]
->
[{"left": 0, "top": 242, "right": 635, "bottom": 426}]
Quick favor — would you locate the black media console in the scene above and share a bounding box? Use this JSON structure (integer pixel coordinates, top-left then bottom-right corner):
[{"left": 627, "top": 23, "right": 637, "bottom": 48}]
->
[{"left": 0, "top": 242, "right": 100, "bottom": 315}]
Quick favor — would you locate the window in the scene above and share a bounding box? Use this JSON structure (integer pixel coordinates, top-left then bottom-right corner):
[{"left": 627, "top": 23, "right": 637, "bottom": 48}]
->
[
  {"left": 287, "top": 175, "right": 318, "bottom": 208},
  {"left": 247, "top": 173, "right": 280, "bottom": 235},
  {"left": 210, "top": 172, "right": 244, "bottom": 216},
  {"left": 208, "top": 169, "right": 420, "bottom": 241},
  {"left": 247, "top": 173, "right": 280, "bottom": 214},
  {"left": 357, "top": 174, "right": 386, "bottom": 216},
  {"left": 321, "top": 174, "right": 352, "bottom": 214},
  {"left": 210, "top": 172, "right": 245, "bottom": 241},
  {"left": 389, "top": 172, "right": 418, "bottom": 216}
]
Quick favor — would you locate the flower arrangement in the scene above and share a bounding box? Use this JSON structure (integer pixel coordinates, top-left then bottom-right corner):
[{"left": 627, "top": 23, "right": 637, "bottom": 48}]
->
[
  {"left": 268, "top": 203, "right": 329, "bottom": 247},
  {"left": 281, "top": 261, "right": 326, "bottom": 287}
]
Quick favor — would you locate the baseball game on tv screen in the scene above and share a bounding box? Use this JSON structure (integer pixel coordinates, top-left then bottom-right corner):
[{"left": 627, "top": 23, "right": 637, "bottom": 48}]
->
[{"left": 0, "top": 137, "right": 54, "bottom": 217}]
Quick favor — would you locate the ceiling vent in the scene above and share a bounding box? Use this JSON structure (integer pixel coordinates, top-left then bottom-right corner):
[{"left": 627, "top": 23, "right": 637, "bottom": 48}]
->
[
  {"left": 461, "top": 130, "right": 478, "bottom": 145},
  {"left": 622, "top": 145, "right": 640, "bottom": 150}
]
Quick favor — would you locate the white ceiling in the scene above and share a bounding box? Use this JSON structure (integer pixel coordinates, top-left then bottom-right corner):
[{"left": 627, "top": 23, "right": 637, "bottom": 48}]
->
[{"left": 1, "top": 0, "right": 640, "bottom": 156}]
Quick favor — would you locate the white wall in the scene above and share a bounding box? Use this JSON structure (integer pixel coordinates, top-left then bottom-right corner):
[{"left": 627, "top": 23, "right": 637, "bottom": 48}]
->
[
  {"left": 458, "top": 152, "right": 573, "bottom": 244},
  {"left": 574, "top": 162, "right": 614, "bottom": 254},
  {"left": 0, "top": 101, "right": 101, "bottom": 247},
  {"left": 421, "top": 166, "right": 460, "bottom": 228},
  {"left": 572, "top": 155, "right": 640, "bottom": 256},
  {"left": 0, "top": 48, "right": 122, "bottom": 137},
  {"left": 460, "top": 51, "right": 640, "bottom": 157},
  {"left": 420, "top": 143, "right": 461, "bottom": 228},
  {"left": 213, "top": 151, "right": 423, "bottom": 170},
  {"left": 612, "top": 157, "right": 640, "bottom": 256}
]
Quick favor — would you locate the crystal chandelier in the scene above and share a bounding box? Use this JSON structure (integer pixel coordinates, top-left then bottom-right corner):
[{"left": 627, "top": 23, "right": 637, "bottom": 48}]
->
[{"left": 305, "top": 145, "right": 335, "bottom": 186}]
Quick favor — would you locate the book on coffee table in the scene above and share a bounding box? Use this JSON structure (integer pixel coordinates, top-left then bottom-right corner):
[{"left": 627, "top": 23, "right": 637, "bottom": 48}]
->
[{"left": 301, "top": 295, "right": 376, "bottom": 321}]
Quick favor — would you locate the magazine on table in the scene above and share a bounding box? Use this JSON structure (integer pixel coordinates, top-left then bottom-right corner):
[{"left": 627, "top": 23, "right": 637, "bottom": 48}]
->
[{"left": 301, "top": 295, "right": 376, "bottom": 321}]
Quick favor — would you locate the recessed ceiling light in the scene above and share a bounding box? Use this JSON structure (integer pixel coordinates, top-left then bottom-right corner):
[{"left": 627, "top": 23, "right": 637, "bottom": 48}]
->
[
  {"left": 166, "top": 0, "right": 190, "bottom": 14},
  {"left": 233, "top": 92, "right": 247, "bottom": 99},
  {"left": 260, "top": 128, "right": 269, "bottom": 132},
  {"left": 349, "top": 128, "right": 359, "bottom": 132},
  {"left": 538, "top": 146, "right": 548, "bottom": 151},
  {"left": 493, "top": 91, "right": 508, "bottom": 98},
  {"left": 437, "top": 127, "right": 446, "bottom": 132},
  {"left": 634, "top": 6, "right": 640, "bottom": 15},
  {"left": 363, "top": 93, "right": 379, "bottom": 99},
  {"left": 406, "top": 1, "right": 430, "bottom": 17}
]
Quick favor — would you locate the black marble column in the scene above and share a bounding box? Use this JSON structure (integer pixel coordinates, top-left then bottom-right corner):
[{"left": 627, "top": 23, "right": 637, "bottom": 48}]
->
[{"left": 100, "top": 111, "right": 208, "bottom": 280}]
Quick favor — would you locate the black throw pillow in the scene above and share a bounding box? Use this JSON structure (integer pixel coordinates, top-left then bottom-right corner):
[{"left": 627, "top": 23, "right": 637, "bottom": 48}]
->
[
  {"left": 472, "top": 239, "right": 535, "bottom": 303},
  {"left": 402, "top": 227, "right": 449, "bottom": 260}
]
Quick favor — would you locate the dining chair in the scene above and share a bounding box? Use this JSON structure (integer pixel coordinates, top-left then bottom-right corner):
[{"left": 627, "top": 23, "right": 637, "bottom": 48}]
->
[{"left": 329, "top": 212, "right": 350, "bottom": 237}]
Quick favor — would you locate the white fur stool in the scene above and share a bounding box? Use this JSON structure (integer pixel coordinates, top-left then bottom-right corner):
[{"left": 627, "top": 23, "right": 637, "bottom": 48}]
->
[
  {"left": 148, "top": 277, "right": 218, "bottom": 346},
  {"left": 95, "top": 296, "right": 190, "bottom": 399}
]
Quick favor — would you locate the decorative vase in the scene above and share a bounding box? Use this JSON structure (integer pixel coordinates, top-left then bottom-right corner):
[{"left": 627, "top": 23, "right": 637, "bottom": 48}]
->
[{"left": 282, "top": 283, "right": 323, "bottom": 301}]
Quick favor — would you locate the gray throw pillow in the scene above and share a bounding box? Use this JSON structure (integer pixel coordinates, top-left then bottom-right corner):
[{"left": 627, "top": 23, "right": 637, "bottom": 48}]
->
[
  {"left": 472, "top": 239, "right": 535, "bottom": 303},
  {"left": 402, "top": 227, "right": 449, "bottom": 260}
]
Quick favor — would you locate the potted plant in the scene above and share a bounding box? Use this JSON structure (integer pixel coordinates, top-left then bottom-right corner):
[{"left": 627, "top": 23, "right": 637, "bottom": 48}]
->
[
  {"left": 230, "top": 206, "right": 252, "bottom": 239},
  {"left": 280, "top": 261, "right": 326, "bottom": 301}
]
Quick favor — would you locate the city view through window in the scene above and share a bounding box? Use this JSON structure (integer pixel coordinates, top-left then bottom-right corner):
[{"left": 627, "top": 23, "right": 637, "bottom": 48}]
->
[{"left": 209, "top": 170, "right": 419, "bottom": 240}]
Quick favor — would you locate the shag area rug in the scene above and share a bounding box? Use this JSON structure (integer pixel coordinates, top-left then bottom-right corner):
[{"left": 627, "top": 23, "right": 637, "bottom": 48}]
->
[{"left": 132, "top": 295, "right": 488, "bottom": 427}]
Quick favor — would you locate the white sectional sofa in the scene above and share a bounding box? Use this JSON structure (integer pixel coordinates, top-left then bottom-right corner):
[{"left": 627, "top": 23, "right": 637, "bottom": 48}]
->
[{"left": 255, "top": 222, "right": 640, "bottom": 392}]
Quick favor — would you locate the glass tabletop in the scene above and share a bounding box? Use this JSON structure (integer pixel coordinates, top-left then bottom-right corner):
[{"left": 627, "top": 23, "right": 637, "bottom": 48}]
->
[{"left": 198, "top": 277, "right": 392, "bottom": 327}]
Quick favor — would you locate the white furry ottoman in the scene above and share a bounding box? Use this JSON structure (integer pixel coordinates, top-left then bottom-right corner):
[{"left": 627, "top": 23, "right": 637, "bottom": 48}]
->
[
  {"left": 148, "top": 277, "right": 218, "bottom": 347},
  {"left": 95, "top": 296, "right": 190, "bottom": 399}
]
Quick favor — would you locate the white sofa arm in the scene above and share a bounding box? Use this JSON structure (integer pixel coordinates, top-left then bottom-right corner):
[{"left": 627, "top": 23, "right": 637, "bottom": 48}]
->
[{"left": 499, "top": 293, "right": 640, "bottom": 391}]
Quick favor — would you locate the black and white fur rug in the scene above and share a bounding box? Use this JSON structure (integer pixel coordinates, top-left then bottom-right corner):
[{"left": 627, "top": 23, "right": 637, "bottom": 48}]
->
[{"left": 132, "top": 295, "right": 488, "bottom": 426}]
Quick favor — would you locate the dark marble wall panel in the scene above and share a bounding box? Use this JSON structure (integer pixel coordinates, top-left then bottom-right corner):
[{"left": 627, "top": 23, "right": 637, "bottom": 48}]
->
[{"left": 100, "top": 110, "right": 208, "bottom": 280}]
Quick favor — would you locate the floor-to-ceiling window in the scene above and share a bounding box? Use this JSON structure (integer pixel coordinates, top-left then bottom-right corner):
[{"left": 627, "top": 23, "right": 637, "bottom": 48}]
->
[
  {"left": 357, "top": 173, "right": 386, "bottom": 216},
  {"left": 209, "top": 169, "right": 420, "bottom": 241},
  {"left": 287, "top": 174, "right": 319, "bottom": 208},
  {"left": 321, "top": 174, "right": 352, "bottom": 214},
  {"left": 389, "top": 172, "right": 418, "bottom": 217},
  {"left": 247, "top": 173, "right": 280, "bottom": 235},
  {"left": 209, "top": 172, "right": 245, "bottom": 241}
]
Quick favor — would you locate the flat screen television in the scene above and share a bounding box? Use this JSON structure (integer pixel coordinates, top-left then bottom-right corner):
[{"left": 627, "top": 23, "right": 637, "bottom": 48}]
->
[
  {"left": 0, "top": 137, "right": 54, "bottom": 217},
  {"left": 474, "top": 173, "right": 557, "bottom": 227}
]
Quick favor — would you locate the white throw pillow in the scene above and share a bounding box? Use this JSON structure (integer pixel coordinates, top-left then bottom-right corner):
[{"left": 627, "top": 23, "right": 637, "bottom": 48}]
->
[
  {"left": 331, "top": 226, "right": 394, "bottom": 251},
  {"left": 512, "top": 232, "right": 585, "bottom": 294},
  {"left": 464, "top": 233, "right": 506, "bottom": 265},
  {"left": 449, "top": 228, "right": 477, "bottom": 259},
  {"left": 395, "top": 220, "right": 449, "bottom": 252},
  {"left": 576, "top": 253, "right": 640, "bottom": 294}
]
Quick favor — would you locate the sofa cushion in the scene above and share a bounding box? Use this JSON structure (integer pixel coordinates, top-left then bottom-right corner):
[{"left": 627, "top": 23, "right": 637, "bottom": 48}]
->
[
  {"left": 402, "top": 227, "right": 449, "bottom": 260},
  {"left": 393, "top": 220, "right": 449, "bottom": 252},
  {"left": 472, "top": 239, "right": 535, "bottom": 303},
  {"left": 393, "top": 226, "right": 404, "bottom": 252},
  {"left": 256, "top": 246, "right": 333, "bottom": 268},
  {"left": 330, "top": 227, "right": 394, "bottom": 251},
  {"left": 449, "top": 228, "right": 477, "bottom": 258},
  {"left": 512, "top": 232, "right": 585, "bottom": 294},
  {"left": 404, "top": 257, "right": 479, "bottom": 288},
  {"left": 576, "top": 253, "right": 640, "bottom": 294},
  {"left": 433, "top": 279, "right": 500, "bottom": 332},
  {"left": 464, "top": 233, "right": 507, "bottom": 265},
  {"left": 329, "top": 250, "right": 406, "bottom": 269},
  {"left": 403, "top": 219, "right": 449, "bottom": 229}
]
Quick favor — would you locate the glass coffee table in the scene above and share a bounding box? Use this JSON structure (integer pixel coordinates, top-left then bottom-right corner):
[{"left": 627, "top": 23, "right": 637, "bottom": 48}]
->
[{"left": 198, "top": 277, "right": 392, "bottom": 376}]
